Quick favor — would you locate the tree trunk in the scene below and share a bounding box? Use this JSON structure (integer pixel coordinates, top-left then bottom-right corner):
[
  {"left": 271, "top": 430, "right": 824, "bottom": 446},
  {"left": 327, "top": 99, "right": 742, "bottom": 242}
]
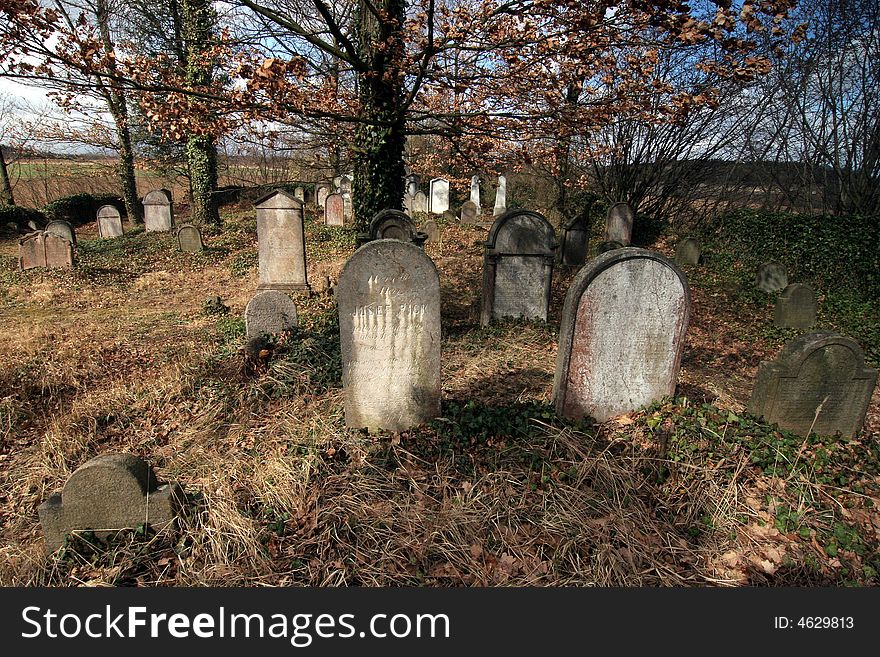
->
[
  {"left": 0, "top": 146, "right": 14, "bottom": 205},
  {"left": 352, "top": 0, "right": 407, "bottom": 232}
]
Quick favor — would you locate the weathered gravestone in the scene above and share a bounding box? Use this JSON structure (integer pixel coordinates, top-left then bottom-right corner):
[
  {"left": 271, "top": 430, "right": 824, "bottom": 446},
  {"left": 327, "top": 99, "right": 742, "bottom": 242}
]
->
[
  {"left": 592, "top": 240, "right": 624, "bottom": 257},
  {"left": 560, "top": 213, "right": 590, "bottom": 267},
  {"left": 406, "top": 175, "right": 419, "bottom": 198},
  {"left": 337, "top": 239, "right": 441, "bottom": 432},
  {"left": 244, "top": 289, "right": 298, "bottom": 339},
  {"left": 748, "top": 332, "right": 877, "bottom": 438},
  {"left": 362, "top": 209, "right": 427, "bottom": 247},
  {"left": 423, "top": 219, "right": 439, "bottom": 243},
  {"left": 757, "top": 262, "right": 788, "bottom": 292},
  {"left": 480, "top": 210, "right": 557, "bottom": 326},
  {"left": 675, "top": 237, "right": 701, "bottom": 265},
  {"left": 412, "top": 191, "right": 428, "bottom": 214},
  {"left": 429, "top": 178, "right": 450, "bottom": 215},
  {"left": 470, "top": 175, "right": 481, "bottom": 213},
  {"left": 255, "top": 189, "right": 310, "bottom": 293},
  {"left": 38, "top": 453, "right": 183, "bottom": 552},
  {"left": 19, "top": 231, "right": 74, "bottom": 270},
  {"left": 316, "top": 185, "right": 330, "bottom": 209},
  {"left": 605, "top": 202, "right": 634, "bottom": 245},
  {"left": 460, "top": 200, "right": 478, "bottom": 225},
  {"left": 774, "top": 283, "right": 817, "bottom": 330},
  {"left": 143, "top": 189, "right": 174, "bottom": 232},
  {"left": 294, "top": 186, "right": 305, "bottom": 202},
  {"left": 325, "top": 193, "right": 345, "bottom": 227},
  {"left": 342, "top": 193, "right": 354, "bottom": 226},
  {"left": 339, "top": 175, "right": 352, "bottom": 195},
  {"left": 45, "top": 220, "right": 76, "bottom": 247},
  {"left": 96, "top": 204, "right": 123, "bottom": 238},
  {"left": 493, "top": 175, "right": 507, "bottom": 216},
  {"left": 176, "top": 224, "right": 204, "bottom": 252},
  {"left": 553, "top": 248, "right": 690, "bottom": 422}
]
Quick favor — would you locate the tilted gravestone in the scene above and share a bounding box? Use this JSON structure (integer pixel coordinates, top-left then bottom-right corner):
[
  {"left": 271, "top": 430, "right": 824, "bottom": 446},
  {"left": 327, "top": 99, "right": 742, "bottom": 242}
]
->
[
  {"left": 675, "top": 237, "right": 701, "bottom": 266},
  {"left": 774, "top": 283, "right": 817, "bottom": 329},
  {"left": 255, "top": 189, "right": 310, "bottom": 293},
  {"left": 604, "top": 202, "right": 634, "bottom": 245},
  {"left": 493, "top": 175, "right": 507, "bottom": 216},
  {"left": 244, "top": 289, "right": 298, "bottom": 339},
  {"left": 748, "top": 332, "right": 876, "bottom": 438},
  {"left": 429, "top": 178, "right": 450, "bottom": 215},
  {"left": 460, "top": 200, "right": 478, "bottom": 225},
  {"left": 143, "top": 189, "right": 174, "bottom": 232},
  {"left": 325, "top": 193, "right": 345, "bottom": 227},
  {"left": 19, "top": 231, "right": 74, "bottom": 270},
  {"left": 480, "top": 209, "right": 557, "bottom": 326},
  {"left": 560, "top": 213, "right": 590, "bottom": 267},
  {"left": 757, "top": 262, "right": 788, "bottom": 292},
  {"left": 176, "top": 224, "right": 204, "bottom": 252},
  {"left": 337, "top": 239, "right": 441, "bottom": 432},
  {"left": 38, "top": 453, "right": 183, "bottom": 552},
  {"left": 45, "top": 220, "right": 76, "bottom": 247},
  {"left": 554, "top": 248, "right": 690, "bottom": 423},
  {"left": 317, "top": 185, "right": 330, "bottom": 209},
  {"left": 96, "top": 204, "right": 123, "bottom": 238},
  {"left": 412, "top": 191, "right": 428, "bottom": 214},
  {"left": 423, "top": 219, "right": 439, "bottom": 243}
]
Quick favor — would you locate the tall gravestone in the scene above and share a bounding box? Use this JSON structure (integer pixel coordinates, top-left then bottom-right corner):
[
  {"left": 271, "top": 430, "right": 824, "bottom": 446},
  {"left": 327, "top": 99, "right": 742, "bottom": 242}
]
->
[
  {"left": 337, "top": 239, "right": 441, "bottom": 432},
  {"left": 255, "top": 189, "right": 310, "bottom": 293},
  {"left": 493, "top": 175, "right": 507, "bottom": 216},
  {"left": 553, "top": 248, "right": 690, "bottom": 422},
  {"left": 559, "top": 213, "right": 590, "bottom": 267},
  {"left": 325, "top": 193, "right": 344, "bottom": 227},
  {"left": 412, "top": 191, "right": 428, "bottom": 214},
  {"left": 605, "top": 202, "right": 634, "bottom": 245},
  {"left": 342, "top": 193, "right": 354, "bottom": 226},
  {"left": 773, "top": 283, "right": 817, "bottom": 329},
  {"left": 480, "top": 210, "right": 557, "bottom": 326},
  {"left": 96, "top": 205, "right": 123, "bottom": 238},
  {"left": 675, "top": 237, "right": 701, "bottom": 266},
  {"left": 317, "top": 185, "right": 330, "bottom": 209},
  {"left": 38, "top": 453, "right": 183, "bottom": 552},
  {"left": 176, "top": 224, "right": 204, "bottom": 252},
  {"left": 45, "top": 220, "right": 76, "bottom": 247},
  {"left": 460, "top": 200, "right": 478, "bottom": 225},
  {"left": 429, "top": 178, "right": 450, "bottom": 215},
  {"left": 143, "top": 189, "right": 174, "bottom": 232},
  {"left": 757, "top": 262, "right": 788, "bottom": 292},
  {"left": 19, "top": 232, "right": 74, "bottom": 270},
  {"left": 470, "top": 175, "right": 481, "bottom": 213},
  {"left": 749, "top": 332, "right": 876, "bottom": 438},
  {"left": 245, "top": 290, "right": 298, "bottom": 338}
]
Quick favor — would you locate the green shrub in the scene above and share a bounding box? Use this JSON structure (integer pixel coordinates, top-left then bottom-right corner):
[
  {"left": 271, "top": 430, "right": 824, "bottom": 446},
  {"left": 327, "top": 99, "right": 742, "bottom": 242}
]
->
[
  {"left": 42, "top": 193, "right": 125, "bottom": 226},
  {"left": 0, "top": 204, "right": 48, "bottom": 234}
]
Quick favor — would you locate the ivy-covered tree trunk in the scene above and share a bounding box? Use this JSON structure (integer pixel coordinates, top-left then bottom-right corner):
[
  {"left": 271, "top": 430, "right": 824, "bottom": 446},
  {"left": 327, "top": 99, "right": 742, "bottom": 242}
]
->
[
  {"left": 0, "top": 146, "right": 14, "bottom": 205},
  {"left": 182, "top": 0, "right": 220, "bottom": 225},
  {"left": 352, "top": 0, "right": 406, "bottom": 232}
]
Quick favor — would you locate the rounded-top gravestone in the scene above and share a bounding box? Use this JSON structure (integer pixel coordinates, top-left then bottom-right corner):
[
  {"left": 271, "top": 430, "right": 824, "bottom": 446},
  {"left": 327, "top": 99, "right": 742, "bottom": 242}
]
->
[
  {"left": 675, "top": 237, "right": 701, "bottom": 266},
  {"left": 143, "top": 189, "right": 174, "bottom": 232},
  {"left": 45, "top": 220, "right": 76, "bottom": 247},
  {"left": 773, "top": 283, "right": 817, "bottom": 330},
  {"left": 96, "top": 204, "right": 124, "bottom": 238},
  {"left": 176, "top": 224, "right": 204, "bottom": 252},
  {"left": 244, "top": 290, "right": 298, "bottom": 339},
  {"left": 756, "top": 262, "right": 788, "bottom": 292}
]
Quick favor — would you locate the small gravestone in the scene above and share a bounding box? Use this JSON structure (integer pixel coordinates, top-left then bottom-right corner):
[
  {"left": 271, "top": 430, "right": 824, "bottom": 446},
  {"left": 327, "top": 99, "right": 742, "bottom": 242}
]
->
[
  {"left": 412, "top": 191, "right": 428, "bottom": 214},
  {"left": 554, "top": 248, "right": 690, "bottom": 422},
  {"left": 325, "top": 193, "right": 344, "bottom": 227},
  {"left": 493, "top": 175, "right": 507, "bottom": 216},
  {"left": 470, "top": 175, "right": 481, "bottom": 213},
  {"left": 757, "top": 262, "right": 788, "bottom": 292},
  {"left": 773, "top": 284, "right": 817, "bottom": 329},
  {"left": 592, "top": 240, "right": 624, "bottom": 256},
  {"left": 605, "top": 202, "right": 634, "bottom": 245},
  {"left": 255, "top": 189, "right": 310, "bottom": 293},
  {"left": 560, "top": 214, "right": 590, "bottom": 267},
  {"left": 675, "top": 237, "right": 701, "bottom": 265},
  {"left": 429, "top": 178, "right": 450, "bottom": 215},
  {"left": 406, "top": 175, "right": 419, "bottom": 198},
  {"left": 460, "top": 200, "right": 478, "bottom": 225},
  {"left": 749, "top": 332, "right": 877, "bottom": 438},
  {"left": 480, "top": 210, "right": 557, "bottom": 325},
  {"left": 424, "top": 219, "right": 439, "bottom": 243},
  {"left": 317, "top": 185, "right": 330, "bottom": 209},
  {"left": 38, "top": 453, "right": 183, "bottom": 553},
  {"left": 45, "top": 220, "right": 76, "bottom": 247},
  {"left": 19, "top": 232, "right": 73, "bottom": 270},
  {"left": 176, "top": 224, "right": 204, "bottom": 252},
  {"left": 143, "top": 189, "right": 174, "bottom": 232},
  {"left": 97, "top": 205, "right": 123, "bottom": 238},
  {"left": 244, "top": 290, "right": 298, "bottom": 338},
  {"left": 337, "top": 239, "right": 441, "bottom": 432},
  {"left": 294, "top": 186, "right": 305, "bottom": 202},
  {"left": 342, "top": 192, "right": 354, "bottom": 226}
]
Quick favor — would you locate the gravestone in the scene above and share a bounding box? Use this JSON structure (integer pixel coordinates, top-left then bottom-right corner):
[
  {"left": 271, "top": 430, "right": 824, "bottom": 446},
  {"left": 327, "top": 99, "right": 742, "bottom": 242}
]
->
[
  {"left": 559, "top": 213, "right": 590, "bottom": 267},
  {"left": 45, "top": 220, "right": 76, "bottom": 247},
  {"left": 605, "top": 202, "right": 634, "bottom": 245},
  {"left": 325, "top": 193, "right": 344, "bottom": 227},
  {"left": 773, "top": 283, "right": 817, "bottom": 330},
  {"left": 429, "top": 178, "right": 450, "bottom": 215},
  {"left": 424, "top": 219, "right": 439, "bottom": 243},
  {"left": 339, "top": 176, "right": 352, "bottom": 196},
  {"left": 403, "top": 193, "right": 414, "bottom": 216},
  {"left": 244, "top": 290, "right": 298, "bottom": 339},
  {"left": 96, "top": 204, "right": 123, "bottom": 238},
  {"left": 412, "top": 191, "right": 428, "bottom": 214},
  {"left": 757, "top": 262, "right": 788, "bottom": 292},
  {"left": 470, "top": 175, "right": 481, "bottom": 212},
  {"left": 254, "top": 189, "right": 310, "bottom": 293},
  {"left": 342, "top": 192, "right": 354, "bottom": 226},
  {"left": 592, "top": 240, "right": 624, "bottom": 257},
  {"left": 38, "top": 453, "right": 183, "bottom": 552},
  {"left": 748, "top": 332, "right": 877, "bottom": 438},
  {"left": 43, "top": 232, "right": 74, "bottom": 269},
  {"left": 480, "top": 210, "right": 557, "bottom": 326},
  {"left": 176, "top": 224, "right": 204, "bottom": 252},
  {"left": 493, "top": 175, "right": 507, "bottom": 216},
  {"left": 406, "top": 175, "right": 419, "bottom": 198},
  {"left": 460, "top": 200, "right": 478, "bottom": 225},
  {"left": 294, "top": 186, "right": 305, "bottom": 202},
  {"left": 675, "top": 237, "right": 701, "bottom": 265},
  {"left": 317, "top": 185, "right": 330, "bottom": 209},
  {"left": 337, "top": 239, "right": 441, "bottom": 432},
  {"left": 19, "top": 232, "right": 74, "bottom": 270},
  {"left": 361, "top": 209, "right": 428, "bottom": 248},
  {"left": 143, "top": 189, "right": 174, "bottom": 232},
  {"left": 553, "top": 248, "right": 690, "bottom": 423}
]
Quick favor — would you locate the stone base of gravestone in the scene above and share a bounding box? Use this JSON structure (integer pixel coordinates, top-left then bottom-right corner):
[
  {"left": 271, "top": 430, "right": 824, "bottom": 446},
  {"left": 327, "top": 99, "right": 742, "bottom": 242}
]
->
[
  {"left": 773, "top": 283, "right": 817, "bottom": 329},
  {"left": 756, "top": 262, "right": 788, "bottom": 292},
  {"left": 244, "top": 290, "right": 298, "bottom": 339},
  {"left": 38, "top": 454, "right": 183, "bottom": 552},
  {"left": 675, "top": 238, "right": 701, "bottom": 266}
]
